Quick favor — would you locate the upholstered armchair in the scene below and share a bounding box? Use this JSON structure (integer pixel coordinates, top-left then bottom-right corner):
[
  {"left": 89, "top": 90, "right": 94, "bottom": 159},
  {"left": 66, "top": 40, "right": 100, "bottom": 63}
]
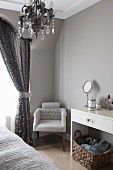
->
[{"left": 33, "top": 102, "right": 67, "bottom": 151}]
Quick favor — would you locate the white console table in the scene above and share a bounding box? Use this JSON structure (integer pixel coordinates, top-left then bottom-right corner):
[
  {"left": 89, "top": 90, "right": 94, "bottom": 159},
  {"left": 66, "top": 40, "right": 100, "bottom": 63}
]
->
[{"left": 70, "top": 107, "right": 113, "bottom": 156}]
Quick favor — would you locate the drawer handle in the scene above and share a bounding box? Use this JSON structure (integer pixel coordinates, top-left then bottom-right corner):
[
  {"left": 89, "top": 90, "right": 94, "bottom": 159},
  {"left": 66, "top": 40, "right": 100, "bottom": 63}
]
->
[
  {"left": 90, "top": 119, "right": 93, "bottom": 123},
  {"left": 86, "top": 118, "right": 93, "bottom": 123}
]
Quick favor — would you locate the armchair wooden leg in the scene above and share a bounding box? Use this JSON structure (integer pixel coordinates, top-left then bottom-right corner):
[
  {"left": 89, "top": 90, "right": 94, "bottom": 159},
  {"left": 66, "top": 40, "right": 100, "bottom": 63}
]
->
[
  {"left": 33, "top": 131, "right": 39, "bottom": 148},
  {"left": 63, "top": 132, "right": 65, "bottom": 151},
  {"left": 33, "top": 138, "right": 36, "bottom": 148},
  {"left": 37, "top": 131, "right": 39, "bottom": 138},
  {"left": 33, "top": 131, "right": 36, "bottom": 148}
]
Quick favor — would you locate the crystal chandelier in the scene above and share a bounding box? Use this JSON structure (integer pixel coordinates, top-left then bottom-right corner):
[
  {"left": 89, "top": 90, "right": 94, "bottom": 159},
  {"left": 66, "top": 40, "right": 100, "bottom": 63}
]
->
[{"left": 18, "top": 0, "right": 55, "bottom": 39}]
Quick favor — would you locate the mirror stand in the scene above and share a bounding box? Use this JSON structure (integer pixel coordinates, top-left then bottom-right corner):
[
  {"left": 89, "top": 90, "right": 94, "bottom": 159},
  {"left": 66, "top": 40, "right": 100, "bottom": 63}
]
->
[
  {"left": 82, "top": 81, "right": 93, "bottom": 107},
  {"left": 85, "top": 94, "right": 89, "bottom": 107}
]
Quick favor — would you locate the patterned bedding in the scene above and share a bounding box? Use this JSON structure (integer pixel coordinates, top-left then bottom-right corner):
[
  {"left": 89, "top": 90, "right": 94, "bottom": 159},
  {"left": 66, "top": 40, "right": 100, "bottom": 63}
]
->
[{"left": 0, "top": 126, "right": 58, "bottom": 170}]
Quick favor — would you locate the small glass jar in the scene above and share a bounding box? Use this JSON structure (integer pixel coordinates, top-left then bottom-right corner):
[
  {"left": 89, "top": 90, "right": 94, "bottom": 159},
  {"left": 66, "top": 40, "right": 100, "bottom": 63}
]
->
[
  {"left": 96, "top": 103, "right": 101, "bottom": 110},
  {"left": 88, "top": 98, "right": 96, "bottom": 111}
]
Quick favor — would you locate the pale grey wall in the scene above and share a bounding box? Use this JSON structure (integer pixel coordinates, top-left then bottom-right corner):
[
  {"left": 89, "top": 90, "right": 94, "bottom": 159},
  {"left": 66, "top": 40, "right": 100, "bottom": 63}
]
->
[
  {"left": 54, "top": 0, "right": 113, "bottom": 139},
  {"left": 30, "top": 48, "right": 54, "bottom": 112},
  {"left": 30, "top": 19, "right": 63, "bottom": 113},
  {"left": 0, "top": 8, "right": 19, "bottom": 29}
]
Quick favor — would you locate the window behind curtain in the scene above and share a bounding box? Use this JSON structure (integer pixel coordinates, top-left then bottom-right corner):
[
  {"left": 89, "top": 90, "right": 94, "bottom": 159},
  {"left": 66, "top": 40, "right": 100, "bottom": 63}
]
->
[{"left": 0, "top": 52, "right": 18, "bottom": 132}]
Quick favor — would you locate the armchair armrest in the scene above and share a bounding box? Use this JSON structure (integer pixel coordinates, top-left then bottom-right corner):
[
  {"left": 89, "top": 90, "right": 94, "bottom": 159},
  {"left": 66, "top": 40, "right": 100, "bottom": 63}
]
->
[
  {"left": 61, "top": 108, "right": 67, "bottom": 131},
  {"left": 33, "top": 108, "right": 41, "bottom": 131}
]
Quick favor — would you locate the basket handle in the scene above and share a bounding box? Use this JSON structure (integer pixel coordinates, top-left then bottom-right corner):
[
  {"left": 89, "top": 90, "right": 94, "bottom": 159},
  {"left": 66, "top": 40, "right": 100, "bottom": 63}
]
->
[{"left": 74, "top": 130, "right": 82, "bottom": 137}]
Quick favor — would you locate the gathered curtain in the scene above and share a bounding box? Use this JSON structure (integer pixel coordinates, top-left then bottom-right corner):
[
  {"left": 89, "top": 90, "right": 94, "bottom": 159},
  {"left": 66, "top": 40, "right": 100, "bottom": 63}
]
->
[{"left": 0, "top": 18, "right": 32, "bottom": 144}]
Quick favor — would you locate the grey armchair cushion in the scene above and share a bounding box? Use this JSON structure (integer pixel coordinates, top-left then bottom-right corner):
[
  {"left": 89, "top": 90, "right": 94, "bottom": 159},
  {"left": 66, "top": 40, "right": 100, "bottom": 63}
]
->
[{"left": 35, "top": 120, "right": 64, "bottom": 132}]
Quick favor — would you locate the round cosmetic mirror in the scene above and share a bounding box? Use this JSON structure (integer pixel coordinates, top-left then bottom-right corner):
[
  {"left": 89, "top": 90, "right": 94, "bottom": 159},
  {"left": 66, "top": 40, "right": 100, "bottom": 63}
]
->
[
  {"left": 83, "top": 81, "right": 92, "bottom": 94},
  {"left": 82, "top": 81, "right": 93, "bottom": 107}
]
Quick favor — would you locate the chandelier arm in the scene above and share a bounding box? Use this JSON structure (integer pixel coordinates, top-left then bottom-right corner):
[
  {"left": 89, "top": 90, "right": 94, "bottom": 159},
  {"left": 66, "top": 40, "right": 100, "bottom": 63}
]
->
[
  {"left": 22, "top": 5, "right": 26, "bottom": 13},
  {"left": 36, "top": 0, "right": 38, "bottom": 19}
]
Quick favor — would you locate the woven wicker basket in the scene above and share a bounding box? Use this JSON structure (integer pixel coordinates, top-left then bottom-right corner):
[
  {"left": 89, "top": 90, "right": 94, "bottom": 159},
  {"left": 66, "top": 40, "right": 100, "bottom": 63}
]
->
[{"left": 72, "top": 130, "right": 113, "bottom": 170}]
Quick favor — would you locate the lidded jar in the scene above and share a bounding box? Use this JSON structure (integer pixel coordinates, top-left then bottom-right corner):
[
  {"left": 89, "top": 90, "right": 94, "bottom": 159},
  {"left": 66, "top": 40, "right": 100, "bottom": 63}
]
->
[{"left": 88, "top": 98, "right": 96, "bottom": 111}]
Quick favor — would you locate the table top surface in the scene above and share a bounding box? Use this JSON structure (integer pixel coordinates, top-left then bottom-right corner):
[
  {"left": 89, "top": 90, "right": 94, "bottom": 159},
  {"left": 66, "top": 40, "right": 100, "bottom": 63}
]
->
[{"left": 71, "top": 107, "right": 113, "bottom": 120}]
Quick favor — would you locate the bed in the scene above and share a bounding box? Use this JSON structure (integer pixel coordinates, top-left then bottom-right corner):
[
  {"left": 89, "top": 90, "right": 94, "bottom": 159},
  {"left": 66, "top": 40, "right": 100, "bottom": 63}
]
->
[{"left": 0, "top": 126, "right": 59, "bottom": 170}]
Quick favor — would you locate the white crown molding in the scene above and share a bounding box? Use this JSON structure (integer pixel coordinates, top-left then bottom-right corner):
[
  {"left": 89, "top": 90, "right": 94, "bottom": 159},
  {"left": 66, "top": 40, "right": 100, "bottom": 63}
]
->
[
  {"left": 0, "top": 0, "right": 24, "bottom": 5},
  {"left": 55, "top": 0, "right": 101, "bottom": 19},
  {"left": 0, "top": 0, "right": 101, "bottom": 19},
  {"left": 0, "top": 0, "right": 23, "bottom": 11}
]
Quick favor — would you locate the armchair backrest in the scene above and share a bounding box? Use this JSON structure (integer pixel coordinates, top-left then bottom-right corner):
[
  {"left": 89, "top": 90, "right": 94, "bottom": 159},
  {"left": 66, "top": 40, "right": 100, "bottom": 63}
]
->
[
  {"left": 40, "top": 102, "right": 61, "bottom": 120},
  {"left": 42, "top": 102, "right": 60, "bottom": 109},
  {"left": 40, "top": 108, "right": 61, "bottom": 120}
]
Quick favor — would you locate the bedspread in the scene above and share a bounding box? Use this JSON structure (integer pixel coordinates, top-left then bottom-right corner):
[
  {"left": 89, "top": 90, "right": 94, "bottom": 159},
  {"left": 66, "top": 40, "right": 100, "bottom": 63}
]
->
[{"left": 0, "top": 126, "right": 58, "bottom": 170}]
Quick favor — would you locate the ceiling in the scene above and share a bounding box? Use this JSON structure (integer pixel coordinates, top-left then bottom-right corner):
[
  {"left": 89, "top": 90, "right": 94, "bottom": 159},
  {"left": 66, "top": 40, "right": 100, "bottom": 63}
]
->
[{"left": 0, "top": 0, "right": 101, "bottom": 19}]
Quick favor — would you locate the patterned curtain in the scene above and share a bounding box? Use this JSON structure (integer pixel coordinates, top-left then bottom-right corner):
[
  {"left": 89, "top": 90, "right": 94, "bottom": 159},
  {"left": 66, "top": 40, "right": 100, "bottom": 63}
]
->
[{"left": 0, "top": 18, "right": 32, "bottom": 144}]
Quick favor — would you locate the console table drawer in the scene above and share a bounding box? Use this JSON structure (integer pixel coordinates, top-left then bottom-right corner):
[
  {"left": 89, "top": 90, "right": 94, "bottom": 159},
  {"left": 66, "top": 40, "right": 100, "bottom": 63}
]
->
[
  {"left": 72, "top": 110, "right": 113, "bottom": 134},
  {"left": 87, "top": 115, "right": 113, "bottom": 134}
]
